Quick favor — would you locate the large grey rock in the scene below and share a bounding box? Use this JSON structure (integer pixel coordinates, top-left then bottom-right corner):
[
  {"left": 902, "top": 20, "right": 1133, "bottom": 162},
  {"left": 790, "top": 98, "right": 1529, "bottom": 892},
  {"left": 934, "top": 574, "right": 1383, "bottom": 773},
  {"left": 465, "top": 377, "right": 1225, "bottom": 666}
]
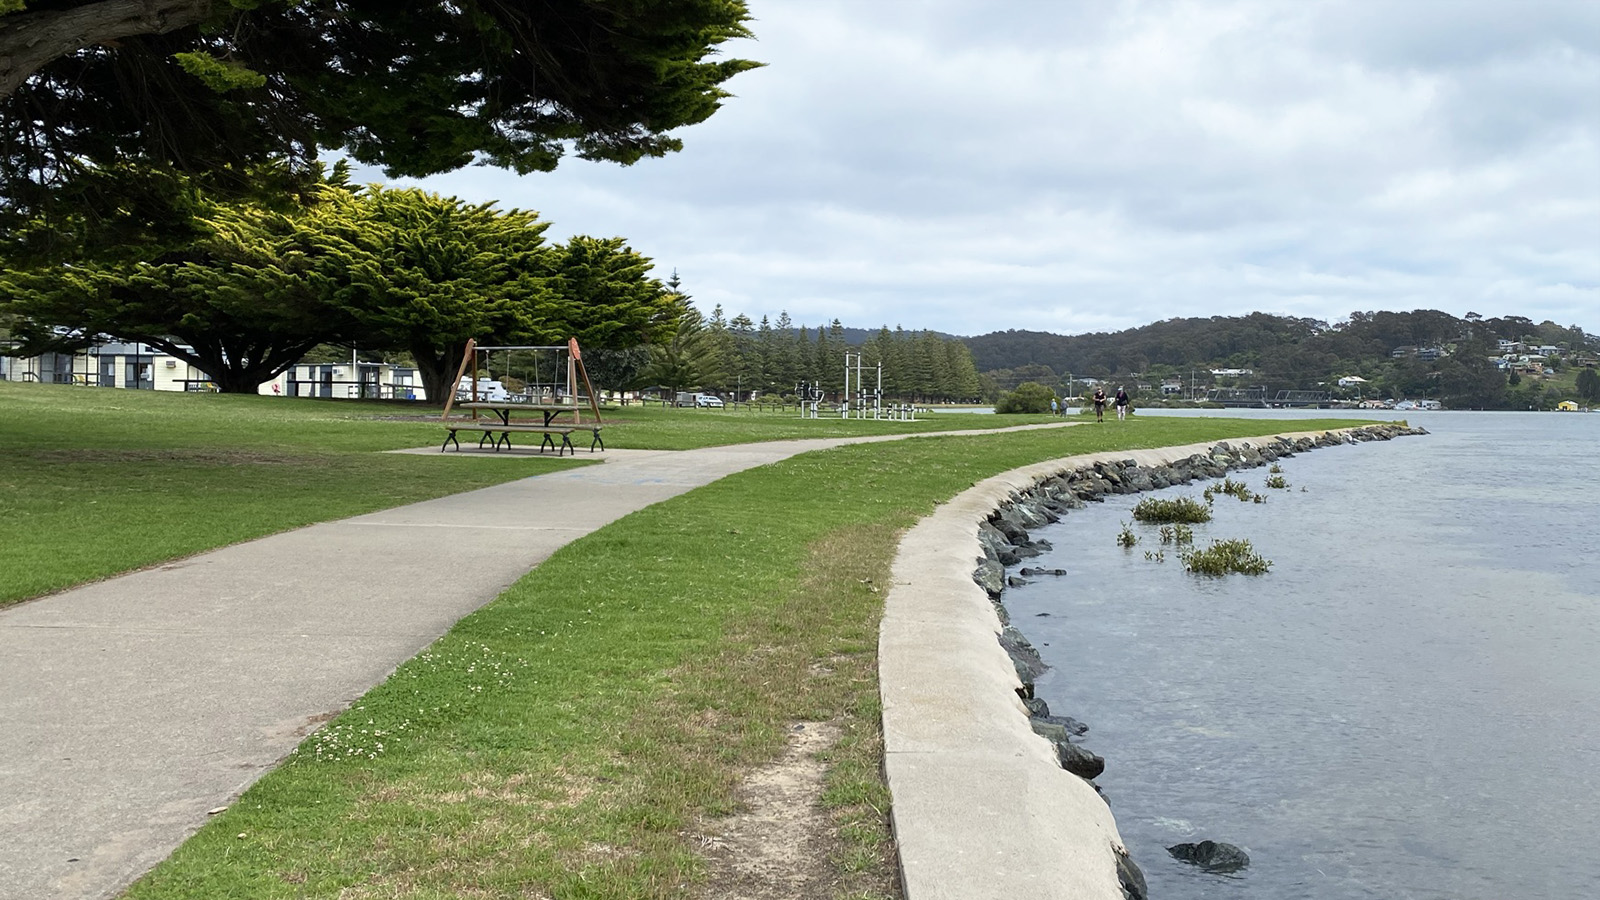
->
[
  {"left": 1115, "top": 847, "right": 1149, "bottom": 900},
  {"left": 1167, "top": 840, "right": 1250, "bottom": 872},
  {"left": 990, "top": 512, "right": 1030, "bottom": 543},
  {"left": 1055, "top": 740, "right": 1106, "bottom": 779},
  {"left": 999, "top": 627, "right": 1047, "bottom": 682},
  {"left": 1030, "top": 714, "right": 1090, "bottom": 743},
  {"left": 973, "top": 558, "right": 1004, "bottom": 598}
]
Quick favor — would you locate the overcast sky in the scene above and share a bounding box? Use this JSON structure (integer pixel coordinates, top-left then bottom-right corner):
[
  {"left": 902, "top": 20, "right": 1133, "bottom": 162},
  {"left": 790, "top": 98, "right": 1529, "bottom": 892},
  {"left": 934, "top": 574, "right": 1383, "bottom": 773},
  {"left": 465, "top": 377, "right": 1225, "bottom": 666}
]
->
[{"left": 364, "top": 0, "right": 1600, "bottom": 338}]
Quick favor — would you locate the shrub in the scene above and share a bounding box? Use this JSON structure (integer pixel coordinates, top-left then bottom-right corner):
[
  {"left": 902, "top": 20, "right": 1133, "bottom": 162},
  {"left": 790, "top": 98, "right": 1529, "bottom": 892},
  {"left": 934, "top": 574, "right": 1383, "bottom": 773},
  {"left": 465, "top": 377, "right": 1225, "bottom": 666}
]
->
[
  {"left": 1180, "top": 539, "right": 1272, "bottom": 576},
  {"left": 1158, "top": 523, "right": 1195, "bottom": 545},
  {"left": 995, "top": 381, "right": 1057, "bottom": 414},
  {"left": 1204, "top": 477, "right": 1258, "bottom": 503},
  {"left": 1116, "top": 522, "right": 1139, "bottom": 547},
  {"left": 1132, "top": 496, "right": 1212, "bottom": 524}
]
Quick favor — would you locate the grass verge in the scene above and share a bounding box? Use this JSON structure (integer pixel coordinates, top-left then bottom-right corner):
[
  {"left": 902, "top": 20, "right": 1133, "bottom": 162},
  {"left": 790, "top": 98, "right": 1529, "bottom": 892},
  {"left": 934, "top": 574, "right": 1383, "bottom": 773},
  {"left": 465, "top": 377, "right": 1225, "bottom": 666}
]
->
[
  {"left": 119, "top": 415, "right": 1361, "bottom": 899},
  {"left": 0, "top": 384, "right": 1032, "bottom": 607}
]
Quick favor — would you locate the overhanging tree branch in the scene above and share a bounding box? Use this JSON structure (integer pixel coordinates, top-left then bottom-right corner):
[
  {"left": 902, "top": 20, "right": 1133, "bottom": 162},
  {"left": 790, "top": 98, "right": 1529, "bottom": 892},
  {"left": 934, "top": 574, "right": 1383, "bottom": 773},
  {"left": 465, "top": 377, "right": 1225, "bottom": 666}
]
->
[{"left": 0, "top": 0, "right": 212, "bottom": 98}]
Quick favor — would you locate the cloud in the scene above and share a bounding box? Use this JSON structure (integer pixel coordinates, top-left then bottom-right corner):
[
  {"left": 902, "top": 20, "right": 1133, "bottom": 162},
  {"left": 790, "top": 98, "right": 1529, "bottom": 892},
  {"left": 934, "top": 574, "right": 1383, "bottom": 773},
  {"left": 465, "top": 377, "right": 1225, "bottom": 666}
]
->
[{"left": 362, "top": 0, "right": 1600, "bottom": 336}]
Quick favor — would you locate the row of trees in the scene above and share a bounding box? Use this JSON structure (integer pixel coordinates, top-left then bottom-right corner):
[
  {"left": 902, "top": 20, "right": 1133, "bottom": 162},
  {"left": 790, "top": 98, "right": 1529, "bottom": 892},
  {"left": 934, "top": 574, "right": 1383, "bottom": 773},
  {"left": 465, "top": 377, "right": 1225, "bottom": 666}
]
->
[
  {"left": 600, "top": 304, "right": 984, "bottom": 404},
  {"left": 0, "top": 164, "right": 681, "bottom": 397},
  {"left": 694, "top": 311, "right": 982, "bottom": 402}
]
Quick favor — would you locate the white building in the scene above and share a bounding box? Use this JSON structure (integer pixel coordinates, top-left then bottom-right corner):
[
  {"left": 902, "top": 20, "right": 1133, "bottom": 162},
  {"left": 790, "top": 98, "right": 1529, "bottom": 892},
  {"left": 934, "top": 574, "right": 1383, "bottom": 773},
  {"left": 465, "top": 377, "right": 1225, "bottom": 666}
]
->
[{"left": 1, "top": 342, "right": 426, "bottom": 400}]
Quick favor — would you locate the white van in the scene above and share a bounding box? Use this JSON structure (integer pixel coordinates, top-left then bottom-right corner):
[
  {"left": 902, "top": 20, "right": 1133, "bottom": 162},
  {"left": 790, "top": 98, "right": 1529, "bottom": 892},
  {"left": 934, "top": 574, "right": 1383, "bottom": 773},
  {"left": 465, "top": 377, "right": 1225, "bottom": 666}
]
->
[
  {"left": 457, "top": 378, "right": 509, "bottom": 402},
  {"left": 696, "top": 393, "right": 724, "bottom": 408}
]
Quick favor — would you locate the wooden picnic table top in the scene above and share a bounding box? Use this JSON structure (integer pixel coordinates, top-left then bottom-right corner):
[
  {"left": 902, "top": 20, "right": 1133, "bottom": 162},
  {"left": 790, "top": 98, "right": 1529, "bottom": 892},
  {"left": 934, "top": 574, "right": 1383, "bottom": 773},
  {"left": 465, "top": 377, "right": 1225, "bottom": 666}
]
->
[{"left": 454, "top": 401, "right": 581, "bottom": 412}]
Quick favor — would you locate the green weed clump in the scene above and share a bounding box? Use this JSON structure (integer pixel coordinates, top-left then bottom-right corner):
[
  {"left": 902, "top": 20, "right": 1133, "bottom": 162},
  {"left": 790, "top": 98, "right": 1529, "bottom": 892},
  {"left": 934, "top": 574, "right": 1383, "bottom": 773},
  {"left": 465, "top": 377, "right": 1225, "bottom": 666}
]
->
[
  {"left": 1117, "top": 522, "right": 1139, "bottom": 547},
  {"left": 1204, "top": 477, "right": 1258, "bottom": 503},
  {"left": 1158, "top": 523, "right": 1195, "bottom": 545},
  {"left": 1265, "top": 473, "right": 1289, "bottom": 489},
  {"left": 1180, "top": 538, "right": 1273, "bottom": 576},
  {"left": 1132, "top": 496, "right": 1213, "bottom": 524}
]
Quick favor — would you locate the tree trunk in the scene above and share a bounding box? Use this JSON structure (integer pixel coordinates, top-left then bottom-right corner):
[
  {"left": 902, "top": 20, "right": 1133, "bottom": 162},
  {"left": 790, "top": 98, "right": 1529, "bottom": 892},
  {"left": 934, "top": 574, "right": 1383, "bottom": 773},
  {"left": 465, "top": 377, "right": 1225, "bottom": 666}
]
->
[
  {"left": 0, "top": 0, "right": 212, "bottom": 98},
  {"left": 412, "top": 340, "right": 470, "bottom": 409}
]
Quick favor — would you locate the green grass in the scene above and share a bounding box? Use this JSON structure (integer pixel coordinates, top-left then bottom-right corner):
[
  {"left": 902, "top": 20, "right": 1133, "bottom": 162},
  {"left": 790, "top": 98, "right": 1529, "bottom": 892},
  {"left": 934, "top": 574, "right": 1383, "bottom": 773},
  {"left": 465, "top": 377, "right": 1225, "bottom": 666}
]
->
[
  {"left": 108, "top": 413, "right": 1360, "bottom": 900},
  {"left": 0, "top": 383, "right": 1038, "bottom": 607},
  {"left": 597, "top": 402, "right": 1049, "bottom": 450},
  {"left": 0, "top": 383, "right": 588, "bottom": 606}
]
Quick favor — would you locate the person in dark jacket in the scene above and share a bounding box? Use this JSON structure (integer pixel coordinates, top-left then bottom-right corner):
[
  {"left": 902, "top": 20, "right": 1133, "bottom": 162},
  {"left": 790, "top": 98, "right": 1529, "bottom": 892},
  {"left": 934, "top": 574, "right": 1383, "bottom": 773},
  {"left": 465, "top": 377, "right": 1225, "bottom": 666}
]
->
[
  {"left": 1115, "top": 387, "right": 1131, "bottom": 421},
  {"left": 1092, "top": 387, "right": 1107, "bottom": 422}
]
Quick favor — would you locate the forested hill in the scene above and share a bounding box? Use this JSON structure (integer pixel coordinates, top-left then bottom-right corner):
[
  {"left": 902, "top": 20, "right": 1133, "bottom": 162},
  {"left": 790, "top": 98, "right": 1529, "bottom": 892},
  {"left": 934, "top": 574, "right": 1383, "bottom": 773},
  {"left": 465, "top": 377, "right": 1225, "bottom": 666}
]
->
[
  {"left": 960, "top": 310, "right": 1599, "bottom": 409},
  {"left": 965, "top": 311, "right": 1594, "bottom": 377}
]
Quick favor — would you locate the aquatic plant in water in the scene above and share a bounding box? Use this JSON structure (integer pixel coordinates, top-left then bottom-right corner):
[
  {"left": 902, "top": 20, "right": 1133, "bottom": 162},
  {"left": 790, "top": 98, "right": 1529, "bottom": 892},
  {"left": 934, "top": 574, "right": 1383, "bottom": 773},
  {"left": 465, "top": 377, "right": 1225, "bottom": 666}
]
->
[
  {"left": 1158, "top": 523, "right": 1195, "bottom": 545},
  {"left": 1179, "top": 539, "right": 1272, "bottom": 576},
  {"left": 1133, "top": 496, "right": 1213, "bottom": 524},
  {"left": 1204, "top": 477, "right": 1259, "bottom": 503},
  {"left": 1265, "top": 473, "right": 1289, "bottom": 490},
  {"left": 1117, "top": 522, "right": 1139, "bottom": 547}
]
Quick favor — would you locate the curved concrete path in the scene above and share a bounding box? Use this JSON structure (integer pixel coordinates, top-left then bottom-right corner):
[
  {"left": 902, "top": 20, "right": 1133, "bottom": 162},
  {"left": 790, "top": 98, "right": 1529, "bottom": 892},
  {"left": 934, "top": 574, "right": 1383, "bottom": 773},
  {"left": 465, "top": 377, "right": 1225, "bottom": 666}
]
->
[{"left": 0, "top": 424, "right": 1069, "bottom": 900}]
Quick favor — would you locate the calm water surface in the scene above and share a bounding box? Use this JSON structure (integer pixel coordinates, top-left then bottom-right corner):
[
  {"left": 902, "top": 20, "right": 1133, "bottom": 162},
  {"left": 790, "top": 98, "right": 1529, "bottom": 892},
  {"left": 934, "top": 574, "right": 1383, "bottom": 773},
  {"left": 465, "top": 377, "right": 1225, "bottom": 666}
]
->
[{"left": 1003, "top": 410, "right": 1599, "bottom": 900}]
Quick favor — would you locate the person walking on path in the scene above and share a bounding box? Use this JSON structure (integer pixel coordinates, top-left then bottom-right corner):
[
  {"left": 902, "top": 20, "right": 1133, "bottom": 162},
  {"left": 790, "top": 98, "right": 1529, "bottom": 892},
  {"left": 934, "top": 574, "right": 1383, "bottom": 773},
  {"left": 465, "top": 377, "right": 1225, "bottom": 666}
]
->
[
  {"left": 1092, "top": 387, "right": 1107, "bottom": 422},
  {"left": 1115, "top": 387, "right": 1131, "bottom": 421},
  {"left": 1050, "top": 397, "right": 1059, "bottom": 416}
]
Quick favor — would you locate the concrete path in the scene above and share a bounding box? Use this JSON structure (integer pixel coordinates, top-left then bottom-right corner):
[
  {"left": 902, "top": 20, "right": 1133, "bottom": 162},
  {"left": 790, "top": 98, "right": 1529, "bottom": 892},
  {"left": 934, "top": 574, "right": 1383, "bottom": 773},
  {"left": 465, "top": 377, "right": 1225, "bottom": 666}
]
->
[{"left": 0, "top": 425, "right": 1067, "bottom": 900}]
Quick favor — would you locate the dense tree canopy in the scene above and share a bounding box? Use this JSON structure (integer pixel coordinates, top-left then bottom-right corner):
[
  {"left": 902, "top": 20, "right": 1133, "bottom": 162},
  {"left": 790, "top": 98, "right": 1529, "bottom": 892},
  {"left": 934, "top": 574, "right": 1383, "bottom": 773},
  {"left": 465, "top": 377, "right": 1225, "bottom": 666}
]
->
[
  {"left": 0, "top": 162, "right": 353, "bottom": 391},
  {"left": 1, "top": 0, "right": 759, "bottom": 223},
  {"left": 0, "top": 171, "right": 678, "bottom": 395}
]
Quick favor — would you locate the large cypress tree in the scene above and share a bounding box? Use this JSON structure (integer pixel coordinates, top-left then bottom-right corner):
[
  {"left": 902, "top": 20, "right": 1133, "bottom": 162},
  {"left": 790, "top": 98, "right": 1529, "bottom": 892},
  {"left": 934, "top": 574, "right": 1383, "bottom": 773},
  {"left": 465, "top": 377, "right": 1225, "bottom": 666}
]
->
[{"left": 2, "top": 2, "right": 760, "bottom": 225}]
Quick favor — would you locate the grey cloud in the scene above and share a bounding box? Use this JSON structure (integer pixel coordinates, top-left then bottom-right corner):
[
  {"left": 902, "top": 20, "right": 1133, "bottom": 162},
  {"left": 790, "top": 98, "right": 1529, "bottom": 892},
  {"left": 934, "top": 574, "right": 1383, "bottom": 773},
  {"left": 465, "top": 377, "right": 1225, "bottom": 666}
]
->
[{"left": 359, "top": 0, "right": 1598, "bottom": 337}]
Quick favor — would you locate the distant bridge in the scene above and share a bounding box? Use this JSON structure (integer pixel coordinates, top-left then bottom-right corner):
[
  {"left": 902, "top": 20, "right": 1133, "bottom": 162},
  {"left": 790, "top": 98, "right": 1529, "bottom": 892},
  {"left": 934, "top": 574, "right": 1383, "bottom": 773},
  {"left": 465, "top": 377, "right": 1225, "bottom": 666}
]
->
[
  {"left": 1204, "top": 388, "right": 1332, "bottom": 408},
  {"left": 1205, "top": 388, "right": 1268, "bottom": 407},
  {"left": 1272, "top": 390, "right": 1332, "bottom": 407}
]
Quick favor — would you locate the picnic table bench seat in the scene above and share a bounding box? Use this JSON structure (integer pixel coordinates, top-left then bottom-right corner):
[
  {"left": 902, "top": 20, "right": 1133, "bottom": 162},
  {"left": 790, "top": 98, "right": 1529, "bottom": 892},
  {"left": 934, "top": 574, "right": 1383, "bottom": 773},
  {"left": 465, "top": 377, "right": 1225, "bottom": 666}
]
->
[{"left": 440, "top": 420, "right": 604, "bottom": 456}]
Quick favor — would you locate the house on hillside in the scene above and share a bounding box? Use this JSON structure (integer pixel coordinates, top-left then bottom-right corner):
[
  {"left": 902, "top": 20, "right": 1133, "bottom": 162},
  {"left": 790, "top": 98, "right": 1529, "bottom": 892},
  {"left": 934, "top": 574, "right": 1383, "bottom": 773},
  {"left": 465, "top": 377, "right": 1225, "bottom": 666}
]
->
[
  {"left": 1391, "top": 345, "right": 1417, "bottom": 358},
  {"left": 1336, "top": 375, "right": 1368, "bottom": 388}
]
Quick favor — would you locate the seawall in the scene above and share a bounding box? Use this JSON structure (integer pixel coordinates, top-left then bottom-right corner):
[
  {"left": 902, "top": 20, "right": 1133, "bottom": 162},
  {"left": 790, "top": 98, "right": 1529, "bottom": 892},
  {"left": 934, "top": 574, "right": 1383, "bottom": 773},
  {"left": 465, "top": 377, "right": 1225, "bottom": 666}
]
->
[{"left": 878, "top": 424, "right": 1422, "bottom": 900}]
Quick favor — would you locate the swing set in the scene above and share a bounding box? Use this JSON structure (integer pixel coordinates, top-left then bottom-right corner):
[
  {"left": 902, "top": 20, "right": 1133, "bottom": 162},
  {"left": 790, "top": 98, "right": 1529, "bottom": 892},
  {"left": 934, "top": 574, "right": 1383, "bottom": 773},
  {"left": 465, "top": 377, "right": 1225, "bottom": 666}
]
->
[{"left": 439, "top": 338, "right": 605, "bottom": 455}]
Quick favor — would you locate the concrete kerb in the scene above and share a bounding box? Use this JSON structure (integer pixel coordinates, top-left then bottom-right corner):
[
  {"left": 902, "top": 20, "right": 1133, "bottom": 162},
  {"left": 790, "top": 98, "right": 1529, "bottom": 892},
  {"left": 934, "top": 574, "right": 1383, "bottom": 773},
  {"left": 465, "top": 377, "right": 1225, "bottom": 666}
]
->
[{"left": 880, "top": 429, "right": 1377, "bottom": 900}]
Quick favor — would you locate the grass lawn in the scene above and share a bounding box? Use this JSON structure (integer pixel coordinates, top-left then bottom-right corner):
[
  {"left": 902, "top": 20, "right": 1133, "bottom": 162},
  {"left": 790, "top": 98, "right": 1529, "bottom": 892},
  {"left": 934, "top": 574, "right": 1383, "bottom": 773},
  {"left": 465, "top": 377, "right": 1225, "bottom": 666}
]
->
[
  {"left": 104, "top": 411, "right": 1361, "bottom": 900},
  {"left": 0, "top": 383, "right": 1028, "bottom": 607}
]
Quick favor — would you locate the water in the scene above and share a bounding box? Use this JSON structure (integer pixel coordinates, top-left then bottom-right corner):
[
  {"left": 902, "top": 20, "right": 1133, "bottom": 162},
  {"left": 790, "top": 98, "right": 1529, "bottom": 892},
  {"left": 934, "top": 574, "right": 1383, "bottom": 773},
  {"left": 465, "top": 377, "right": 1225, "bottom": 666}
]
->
[{"left": 1002, "top": 410, "right": 1600, "bottom": 900}]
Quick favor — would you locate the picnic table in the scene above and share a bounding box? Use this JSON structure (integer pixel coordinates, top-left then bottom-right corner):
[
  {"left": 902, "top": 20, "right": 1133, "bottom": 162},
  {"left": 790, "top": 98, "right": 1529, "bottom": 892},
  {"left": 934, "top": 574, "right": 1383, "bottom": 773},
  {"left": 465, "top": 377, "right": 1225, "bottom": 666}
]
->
[{"left": 440, "top": 402, "right": 604, "bottom": 456}]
